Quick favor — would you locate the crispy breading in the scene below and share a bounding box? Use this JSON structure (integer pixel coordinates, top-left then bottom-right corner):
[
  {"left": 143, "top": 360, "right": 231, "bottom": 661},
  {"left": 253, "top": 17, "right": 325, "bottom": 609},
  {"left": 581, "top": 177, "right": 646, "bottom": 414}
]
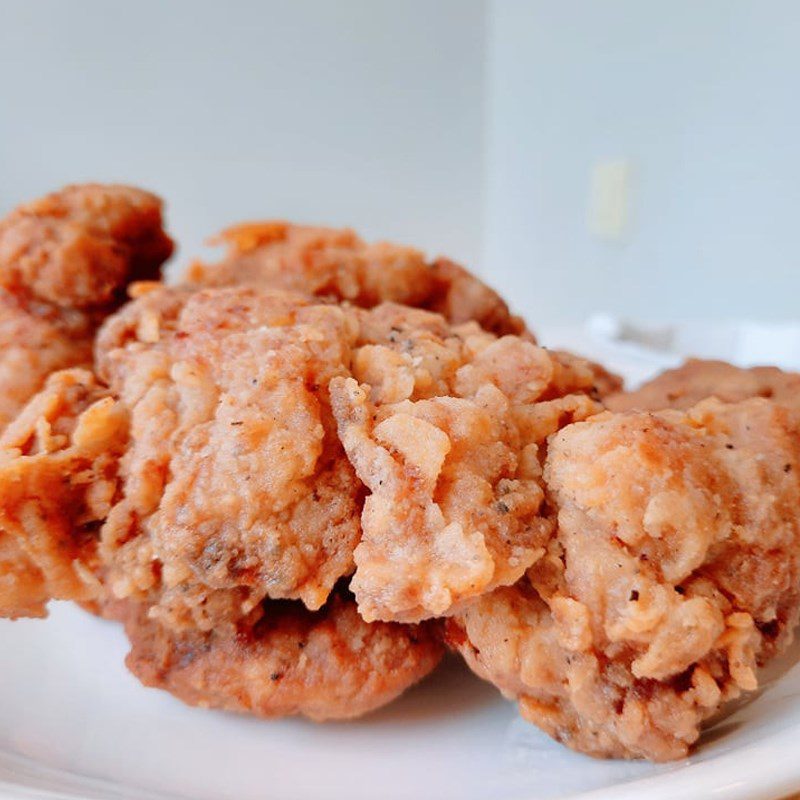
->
[
  {"left": 123, "top": 589, "right": 443, "bottom": 721},
  {"left": 184, "top": 221, "right": 528, "bottom": 337},
  {"left": 0, "top": 534, "right": 49, "bottom": 619},
  {"left": 0, "top": 183, "right": 173, "bottom": 309},
  {"left": 0, "top": 184, "right": 172, "bottom": 617},
  {"left": 331, "top": 306, "right": 603, "bottom": 622},
  {"left": 3, "top": 284, "right": 602, "bottom": 628},
  {"left": 0, "top": 184, "right": 173, "bottom": 429},
  {"left": 0, "top": 292, "right": 94, "bottom": 430},
  {"left": 93, "top": 285, "right": 364, "bottom": 630},
  {"left": 551, "top": 350, "right": 624, "bottom": 399},
  {"left": 448, "top": 398, "right": 800, "bottom": 761},
  {"left": 607, "top": 358, "right": 800, "bottom": 412},
  {"left": 0, "top": 369, "right": 127, "bottom": 617}
]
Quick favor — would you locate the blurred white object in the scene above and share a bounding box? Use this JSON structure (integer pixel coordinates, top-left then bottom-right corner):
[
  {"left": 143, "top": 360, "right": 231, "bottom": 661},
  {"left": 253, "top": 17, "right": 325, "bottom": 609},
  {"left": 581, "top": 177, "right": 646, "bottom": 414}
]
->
[
  {"left": 587, "top": 160, "right": 633, "bottom": 242},
  {"left": 588, "top": 314, "right": 800, "bottom": 368}
]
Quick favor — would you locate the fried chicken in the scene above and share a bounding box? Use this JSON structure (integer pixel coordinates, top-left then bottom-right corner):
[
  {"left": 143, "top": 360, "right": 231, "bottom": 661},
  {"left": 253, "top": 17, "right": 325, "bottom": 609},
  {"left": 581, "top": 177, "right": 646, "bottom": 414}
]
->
[
  {"left": 184, "top": 221, "right": 529, "bottom": 338},
  {"left": 331, "top": 312, "right": 603, "bottom": 622},
  {"left": 0, "top": 184, "right": 172, "bottom": 617},
  {"left": 1, "top": 281, "right": 606, "bottom": 629},
  {"left": 123, "top": 588, "right": 442, "bottom": 721},
  {"left": 9, "top": 187, "right": 796, "bottom": 750},
  {"left": 447, "top": 397, "right": 800, "bottom": 760},
  {"left": 0, "top": 183, "right": 173, "bottom": 430},
  {"left": 0, "top": 369, "right": 126, "bottom": 617},
  {"left": 0, "top": 183, "right": 173, "bottom": 310},
  {"left": 607, "top": 358, "right": 800, "bottom": 413}
]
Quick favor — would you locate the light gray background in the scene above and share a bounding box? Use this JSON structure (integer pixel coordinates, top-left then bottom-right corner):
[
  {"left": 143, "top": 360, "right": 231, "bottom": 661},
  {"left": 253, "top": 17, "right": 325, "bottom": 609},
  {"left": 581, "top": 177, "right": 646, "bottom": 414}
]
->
[
  {"left": 487, "top": 0, "right": 800, "bottom": 323},
  {"left": 0, "top": 0, "right": 485, "bottom": 270},
  {"left": 2, "top": 1, "right": 798, "bottom": 323}
]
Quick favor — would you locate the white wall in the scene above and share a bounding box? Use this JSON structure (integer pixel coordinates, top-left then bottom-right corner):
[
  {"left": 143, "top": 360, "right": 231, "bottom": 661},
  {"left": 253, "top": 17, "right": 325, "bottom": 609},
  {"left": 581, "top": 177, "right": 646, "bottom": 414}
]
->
[
  {"left": 486, "top": 0, "right": 800, "bottom": 324},
  {"left": 0, "top": 0, "right": 486, "bottom": 273}
]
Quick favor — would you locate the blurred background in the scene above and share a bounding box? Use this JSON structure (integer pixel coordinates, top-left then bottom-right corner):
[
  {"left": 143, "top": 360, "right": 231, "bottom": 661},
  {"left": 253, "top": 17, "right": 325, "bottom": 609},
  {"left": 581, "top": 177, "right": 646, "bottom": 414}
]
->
[{"left": 2, "top": 0, "right": 798, "bottom": 325}]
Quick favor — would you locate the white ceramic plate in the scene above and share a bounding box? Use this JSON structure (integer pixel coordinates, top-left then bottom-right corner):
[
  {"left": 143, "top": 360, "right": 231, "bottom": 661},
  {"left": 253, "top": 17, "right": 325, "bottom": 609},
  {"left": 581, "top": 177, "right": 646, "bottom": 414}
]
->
[{"left": 2, "top": 326, "right": 800, "bottom": 800}]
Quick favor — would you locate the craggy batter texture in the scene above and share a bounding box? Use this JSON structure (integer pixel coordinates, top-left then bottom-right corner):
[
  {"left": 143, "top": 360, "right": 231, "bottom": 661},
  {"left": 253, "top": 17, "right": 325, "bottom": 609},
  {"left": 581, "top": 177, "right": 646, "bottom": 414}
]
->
[
  {"left": 0, "top": 184, "right": 173, "bottom": 618},
  {"left": 448, "top": 397, "right": 800, "bottom": 760},
  {"left": 1, "top": 184, "right": 800, "bottom": 760},
  {"left": 3, "top": 282, "right": 604, "bottom": 630}
]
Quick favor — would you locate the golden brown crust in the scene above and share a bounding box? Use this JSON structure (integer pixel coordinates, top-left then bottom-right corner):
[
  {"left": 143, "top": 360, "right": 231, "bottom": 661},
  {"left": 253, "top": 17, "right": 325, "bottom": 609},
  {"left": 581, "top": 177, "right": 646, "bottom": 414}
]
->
[
  {"left": 449, "top": 398, "right": 800, "bottom": 761},
  {"left": 123, "top": 591, "right": 443, "bottom": 721},
  {"left": 331, "top": 308, "right": 603, "bottom": 622},
  {"left": 92, "top": 285, "right": 364, "bottom": 630},
  {"left": 0, "top": 185, "right": 172, "bottom": 616},
  {"left": 0, "top": 533, "right": 49, "bottom": 619},
  {"left": 550, "top": 350, "right": 624, "bottom": 400},
  {"left": 184, "top": 221, "right": 528, "bottom": 338},
  {"left": 0, "top": 291, "right": 94, "bottom": 430},
  {"left": 0, "top": 369, "right": 127, "bottom": 617},
  {"left": 0, "top": 184, "right": 173, "bottom": 431},
  {"left": 607, "top": 359, "right": 800, "bottom": 413},
  {"left": 0, "top": 184, "right": 173, "bottom": 309},
  {"left": 2, "top": 284, "right": 603, "bottom": 628}
]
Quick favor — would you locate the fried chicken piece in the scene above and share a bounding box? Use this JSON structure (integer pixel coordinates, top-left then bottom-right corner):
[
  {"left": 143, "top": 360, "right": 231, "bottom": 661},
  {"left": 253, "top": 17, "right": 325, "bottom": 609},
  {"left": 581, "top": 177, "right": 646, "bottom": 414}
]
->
[
  {"left": 0, "top": 369, "right": 127, "bottom": 618},
  {"left": 91, "top": 285, "right": 364, "bottom": 631},
  {"left": 184, "top": 221, "right": 528, "bottom": 337},
  {"left": 330, "top": 307, "right": 603, "bottom": 623},
  {"left": 0, "top": 184, "right": 172, "bottom": 617},
  {"left": 448, "top": 398, "right": 800, "bottom": 760},
  {"left": 0, "top": 183, "right": 173, "bottom": 309},
  {"left": 0, "top": 184, "right": 173, "bottom": 430},
  {"left": 98, "top": 288, "right": 601, "bottom": 629},
  {"left": 1, "top": 280, "right": 603, "bottom": 627},
  {"left": 123, "top": 589, "right": 443, "bottom": 721},
  {"left": 0, "top": 292, "right": 94, "bottom": 430},
  {"left": 607, "top": 359, "right": 800, "bottom": 413}
]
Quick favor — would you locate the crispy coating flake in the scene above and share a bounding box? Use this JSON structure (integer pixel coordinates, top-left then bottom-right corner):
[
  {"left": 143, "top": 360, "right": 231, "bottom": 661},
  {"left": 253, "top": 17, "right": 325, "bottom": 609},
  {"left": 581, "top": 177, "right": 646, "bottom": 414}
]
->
[
  {"left": 0, "top": 184, "right": 173, "bottom": 309},
  {"left": 184, "top": 221, "right": 529, "bottom": 337},
  {"left": 123, "top": 590, "right": 443, "bottom": 721},
  {"left": 448, "top": 398, "right": 800, "bottom": 760},
  {"left": 607, "top": 358, "right": 800, "bottom": 413},
  {"left": 0, "top": 534, "right": 49, "bottom": 619},
  {"left": 331, "top": 305, "right": 603, "bottom": 622}
]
